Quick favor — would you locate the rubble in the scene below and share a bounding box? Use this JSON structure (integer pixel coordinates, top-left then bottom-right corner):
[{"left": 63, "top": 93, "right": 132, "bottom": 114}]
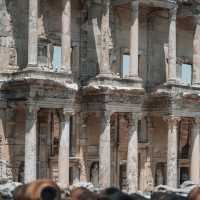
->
[{"left": 0, "top": 181, "right": 21, "bottom": 200}]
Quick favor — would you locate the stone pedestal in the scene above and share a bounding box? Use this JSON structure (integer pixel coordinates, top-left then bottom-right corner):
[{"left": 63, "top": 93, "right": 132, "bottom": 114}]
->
[
  {"left": 28, "top": 0, "right": 38, "bottom": 67},
  {"left": 191, "top": 118, "right": 200, "bottom": 184},
  {"left": 99, "top": 111, "right": 111, "bottom": 188},
  {"left": 24, "top": 106, "right": 38, "bottom": 183},
  {"left": 193, "top": 16, "right": 200, "bottom": 86},
  {"left": 129, "top": 0, "right": 140, "bottom": 80},
  {"left": 127, "top": 113, "right": 139, "bottom": 193},
  {"left": 58, "top": 112, "right": 71, "bottom": 188},
  {"left": 61, "top": 0, "right": 72, "bottom": 74},
  {"left": 165, "top": 117, "right": 180, "bottom": 188},
  {"left": 167, "top": 7, "right": 177, "bottom": 83}
]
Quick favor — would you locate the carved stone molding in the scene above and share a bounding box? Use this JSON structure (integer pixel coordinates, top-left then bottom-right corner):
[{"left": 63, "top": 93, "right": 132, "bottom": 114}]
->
[
  {"left": 169, "top": 6, "right": 178, "bottom": 21},
  {"left": 164, "top": 116, "right": 181, "bottom": 127}
]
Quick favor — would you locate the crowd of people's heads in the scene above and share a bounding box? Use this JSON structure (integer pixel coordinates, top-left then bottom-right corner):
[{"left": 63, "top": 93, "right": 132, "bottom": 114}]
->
[
  {"left": 188, "top": 187, "right": 200, "bottom": 200},
  {"left": 12, "top": 179, "right": 200, "bottom": 200}
]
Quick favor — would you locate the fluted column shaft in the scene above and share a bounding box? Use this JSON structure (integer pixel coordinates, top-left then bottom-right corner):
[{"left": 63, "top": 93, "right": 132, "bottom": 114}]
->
[
  {"left": 24, "top": 106, "right": 38, "bottom": 183},
  {"left": 191, "top": 118, "right": 200, "bottom": 184},
  {"left": 28, "top": 0, "right": 38, "bottom": 66},
  {"left": 61, "top": 0, "right": 72, "bottom": 73},
  {"left": 165, "top": 117, "right": 180, "bottom": 188},
  {"left": 99, "top": 0, "right": 112, "bottom": 76},
  {"left": 168, "top": 7, "right": 177, "bottom": 83},
  {"left": 129, "top": 0, "right": 139, "bottom": 79},
  {"left": 58, "top": 112, "right": 71, "bottom": 188},
  {"left": 127, "top": 113, "right": 139, "bottom": 193},
  {"left": 99, "top": 111, "right": 111, "bottom": 188},
  {"left": 193, "top": 16, "right": 200, "bottom": 86}
]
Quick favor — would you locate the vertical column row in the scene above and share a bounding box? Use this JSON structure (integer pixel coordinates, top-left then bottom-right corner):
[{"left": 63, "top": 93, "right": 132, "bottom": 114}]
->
[
  {"left": 27, "top": 0, "right": 72, "bottom": 72},
  {"left": 99, "top": 111, "right": 139, "bottom": 191}
]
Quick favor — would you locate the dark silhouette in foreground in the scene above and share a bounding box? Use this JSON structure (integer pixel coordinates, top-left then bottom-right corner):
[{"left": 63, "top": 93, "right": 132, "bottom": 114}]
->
[
  {"left": 12, "top": 181, "right": 199, "bottom": 200},
  {"left": 188, "top": 187, "right": 200, "bottom": 200},
  {"left": 13, "top": 179, "right": 61, "bottom": 200}
]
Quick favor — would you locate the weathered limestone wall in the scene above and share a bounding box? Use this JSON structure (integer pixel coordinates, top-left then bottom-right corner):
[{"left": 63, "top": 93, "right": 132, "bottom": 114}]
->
[
  {"left": 113, "top": 6, "right": 148, "bottom": 79},
  {"left": 0, "top": 108, "right": 26, "bottom": 182},
  {"left": 85, "top": 113, "right": 100, "bottom": 181},
  {"left": 0, "top": 0, "right": 81, "bottom": 74},
  {"left": 148, "top": 14, "right": 193, "bottom": 86},
  {"left": 151, "top": 117, "right": 168, "bottom": 186},
  {"left": 0, "top": 0, "right": 28, "bottom": 70}
]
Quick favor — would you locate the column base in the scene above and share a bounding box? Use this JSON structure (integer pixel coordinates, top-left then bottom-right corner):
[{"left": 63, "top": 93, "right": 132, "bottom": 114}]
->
[
  {"left": 59, "top": 69, "right": 72, "bottom": 75},
  {"left": 97, "top": 73, "right": 117, "bottom": 79},
  {"left": 24, "top": 64, "right": 42, "bottom": 71},
  {"left": 165, "top": 79, "right": 180, "bottom": 85},
  {"left": 128, "top": 75, "right": 143, "bottom": 82},
  {"left": 192, "top": 83, "right": 200, "bottom": 88},
  {"left": 4, "top": 65, "right": 19, "bottom": 73}
]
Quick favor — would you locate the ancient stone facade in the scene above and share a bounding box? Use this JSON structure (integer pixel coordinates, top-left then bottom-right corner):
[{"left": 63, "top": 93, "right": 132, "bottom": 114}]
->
[{"left": 0, "top": 0, "right": 200, "bottom": 193}]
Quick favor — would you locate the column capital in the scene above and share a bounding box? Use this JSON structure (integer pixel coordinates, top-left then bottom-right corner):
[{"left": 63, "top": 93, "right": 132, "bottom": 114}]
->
[
  {"left": 102, "top": 0, "right": 111, "bottom": 7},
  {"left": 25, "top": 104, "right": 39, "bottom": 121},
  {"left": 128, "top": 113, "right": 141, "bottom": 126},
  {"left": 131, "top": 0, "right": 139, "bottom": 11},
  {"left": 194, "top": 14, "right": 200, "bottom": 25},
  {"left": 60, "top": 109, "right": 73, "bottom": 121},
  {"left": 169, "top": 6, "right": 178, "bottom": 20},
  {"left": 81, "top": 112, "right": 88, "bottom": 127},
  {"left": 146, "top": 116, "right": 154, "bottom": 129},
  {"left": 164, "top": 116, "right": 181, "bottom": 126},
  {"left": 100, "top": 110, "right": 112, "bottom": 124},
  {"left": 193, "top": 117, "right": 200, "bottom": 125}
]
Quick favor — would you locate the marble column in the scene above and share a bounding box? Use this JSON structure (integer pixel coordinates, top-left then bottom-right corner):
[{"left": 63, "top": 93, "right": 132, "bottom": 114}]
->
[
  {"left": 127, "top": 113, "right": 139, "bottom": 193},
  {"left": 99, "top": 0, "right": 113, "bottom": 76},
  {"left": 58, "top": 111, "right": 71, "bottom": 188},
  {"left": 28, "top": 0, "right": 38, "bottom": 67},
  {"left": 165, "top": 117, "right": 180, "bottom": 188},
  {"left": 129, "top": 0, "right": 140, "bottom": 79},
  {"left": 99, "top": 111, "right": 111, "bottom": 188},
  {"left": 61, "top": 0, "right": 72, "bottom": 74},
  {"left": 24, "top": 106, "right": 38, "bottom": 183},
  {"left": 191, "top": 118, "right": 200, "bottom": 184},
  {"left": 168, "top": 7, "right": 177, "bottom": 83},
  {"left": 193, "top": 16, "right": 200, "bottom": 86},
  {"left": 79, "top": 112, "right": 88, "bottom": 182}
]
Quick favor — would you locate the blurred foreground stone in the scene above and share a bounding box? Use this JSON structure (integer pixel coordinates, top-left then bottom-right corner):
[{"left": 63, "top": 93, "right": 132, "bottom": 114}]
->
[{"left": 0, "top": 180, "right": 21, "bottom": 200}]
